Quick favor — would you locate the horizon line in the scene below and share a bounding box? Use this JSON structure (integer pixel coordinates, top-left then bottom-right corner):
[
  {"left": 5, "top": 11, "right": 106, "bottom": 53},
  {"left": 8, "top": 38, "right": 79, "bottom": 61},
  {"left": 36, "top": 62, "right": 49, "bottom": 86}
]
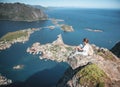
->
[{"left": 0, "top": 2, "right": 120, "bottom": 10}]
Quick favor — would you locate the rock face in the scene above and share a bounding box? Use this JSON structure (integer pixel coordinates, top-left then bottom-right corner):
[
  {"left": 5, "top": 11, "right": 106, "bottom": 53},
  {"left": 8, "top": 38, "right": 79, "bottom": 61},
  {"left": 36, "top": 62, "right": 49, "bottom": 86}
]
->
[
  {"left": 27, "top": 34, "right": 120, "bottom": 87},
  {"left": 0, "top": 3, "right": 47, "bottom": 21},
  {"left": 111, "top": 41, "right": 120, "bottom": 58}
]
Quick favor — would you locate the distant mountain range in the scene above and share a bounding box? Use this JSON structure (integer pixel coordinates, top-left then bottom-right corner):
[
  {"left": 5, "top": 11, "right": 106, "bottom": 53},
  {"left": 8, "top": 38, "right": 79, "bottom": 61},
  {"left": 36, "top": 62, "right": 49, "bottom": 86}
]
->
[
  {"left": 31, "top": 5, "right": 47, "bottom": 10},
  {"left": 0, "top": 3, "right": 47, "bottom": 21}
]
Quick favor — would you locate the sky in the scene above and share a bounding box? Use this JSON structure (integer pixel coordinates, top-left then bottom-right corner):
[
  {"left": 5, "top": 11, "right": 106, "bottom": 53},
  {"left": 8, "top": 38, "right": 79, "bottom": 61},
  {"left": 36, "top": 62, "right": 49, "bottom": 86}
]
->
[{"left": 0, "top": 0, "right": 120, "bottom": 9}]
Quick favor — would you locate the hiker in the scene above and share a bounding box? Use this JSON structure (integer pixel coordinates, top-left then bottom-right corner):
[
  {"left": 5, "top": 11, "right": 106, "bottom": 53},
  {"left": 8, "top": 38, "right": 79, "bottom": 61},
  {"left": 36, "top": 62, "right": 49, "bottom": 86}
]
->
[{"left": 69, "top": 38, "right": 93, "bottom": 58}]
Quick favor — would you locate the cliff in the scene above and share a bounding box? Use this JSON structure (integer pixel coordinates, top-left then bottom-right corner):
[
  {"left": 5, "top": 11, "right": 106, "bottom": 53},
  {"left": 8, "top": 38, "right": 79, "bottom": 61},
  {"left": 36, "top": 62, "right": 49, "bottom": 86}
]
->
[
  {"left": 111, "top": 42, "right": 120, "bottom": 58},
  {"left": 27, "top": 35, "right": 120, "bottom": 87},
  {"left": 0, "top": 3, "right": 47, "bottom": 21}
]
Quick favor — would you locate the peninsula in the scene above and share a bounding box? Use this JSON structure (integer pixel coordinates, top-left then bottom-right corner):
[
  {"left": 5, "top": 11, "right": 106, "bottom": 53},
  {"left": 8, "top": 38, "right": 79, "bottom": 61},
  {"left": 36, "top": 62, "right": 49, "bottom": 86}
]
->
[
  {"left": 27, "top": 34, "right": 74, "bottom": 62},
  {"left": 27, "top": 34, "right": 120, "bottom": 87},
  {"left": 0, "top": 28, "right": 39, "bottom": 50}
]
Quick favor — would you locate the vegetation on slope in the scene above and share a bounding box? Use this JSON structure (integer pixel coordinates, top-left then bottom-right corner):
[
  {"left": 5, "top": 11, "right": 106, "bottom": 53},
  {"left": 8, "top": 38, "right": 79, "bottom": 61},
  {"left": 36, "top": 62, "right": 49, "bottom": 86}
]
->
[
  {"left": 60, "top": 24, "right": 74, "bottom": 32},
  {"left": 96, "top": 49, "right": 116, "bottom": 61},
  {"left": 0, "top": 30, "right": 28, "bottom": 42},
  {"left": 78, "top": 64, "right": 107, "bottom": 87},
  {"left": 0, "top": 28, "right": 37, "bottom": 50}
]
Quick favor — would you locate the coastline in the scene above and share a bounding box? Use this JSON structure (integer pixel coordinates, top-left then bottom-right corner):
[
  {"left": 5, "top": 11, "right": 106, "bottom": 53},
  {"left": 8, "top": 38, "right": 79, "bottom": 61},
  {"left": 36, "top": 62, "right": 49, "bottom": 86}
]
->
[
  {"left": 0, "top": 28, "right": 39, "bottom": 51},
  {"left": 0, "top": 18, "right": 48, "bottom": 22},
  {"left": 0, "top": 74, "right": 12, "bottom": 86},
  {"left": 27, "top": 34, "right": 75, "bottom": 62}
]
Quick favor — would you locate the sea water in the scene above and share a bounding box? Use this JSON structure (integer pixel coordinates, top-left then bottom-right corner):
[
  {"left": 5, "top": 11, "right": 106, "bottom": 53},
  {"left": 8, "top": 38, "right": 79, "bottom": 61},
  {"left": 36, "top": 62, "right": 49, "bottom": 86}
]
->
[
  {"left": 46, "top": 8, "right": 120, "bottom": 48},
  {"left": 0, "top": 8, "right": 120, "bottom": 87}
]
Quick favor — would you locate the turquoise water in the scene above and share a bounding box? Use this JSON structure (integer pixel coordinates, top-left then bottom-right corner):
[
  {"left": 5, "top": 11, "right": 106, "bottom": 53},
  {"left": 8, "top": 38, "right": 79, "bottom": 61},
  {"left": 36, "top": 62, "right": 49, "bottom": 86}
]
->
[{"left": 0, "top": 8, "right": 120, "bottom": 87}]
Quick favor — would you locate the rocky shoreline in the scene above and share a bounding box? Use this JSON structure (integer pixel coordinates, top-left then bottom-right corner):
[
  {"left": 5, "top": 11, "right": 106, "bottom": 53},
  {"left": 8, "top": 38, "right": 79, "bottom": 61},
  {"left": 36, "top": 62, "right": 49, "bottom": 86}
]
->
[
  {"left": 0, "top": 18, "right": 74, "bottom": 51},
  {"left": 27, "top": 34, "right": 75, "bottom": 62},
  {"left": 0, "top": 74, "right": 12, "bottom": 86},
  {"left": 0, "top": 28, "right": 39, "bottom": 51}
]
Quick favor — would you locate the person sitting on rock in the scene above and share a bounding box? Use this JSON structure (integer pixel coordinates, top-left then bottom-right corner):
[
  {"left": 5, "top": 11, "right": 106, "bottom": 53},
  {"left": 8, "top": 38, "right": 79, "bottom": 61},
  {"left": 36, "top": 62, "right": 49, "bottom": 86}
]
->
[{"left": 69, "top": 38, "right": 94, "bottom": 58}]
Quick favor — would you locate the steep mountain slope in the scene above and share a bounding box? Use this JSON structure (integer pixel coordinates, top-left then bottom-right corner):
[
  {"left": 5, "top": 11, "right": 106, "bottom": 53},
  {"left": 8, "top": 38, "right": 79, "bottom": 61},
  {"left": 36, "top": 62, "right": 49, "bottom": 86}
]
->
[
  {"left": 0, "top": 3, "right": 47, "bottom": 21},
  {"left": 111, "top": 42, "right": 120, "bottom": 58}
]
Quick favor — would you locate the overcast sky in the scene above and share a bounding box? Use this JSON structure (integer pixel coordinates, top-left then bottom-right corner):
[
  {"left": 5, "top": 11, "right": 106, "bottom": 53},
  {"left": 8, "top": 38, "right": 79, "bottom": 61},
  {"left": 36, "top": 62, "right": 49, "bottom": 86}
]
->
[{"left": 1, "top": 0, "right": 120, "bottom": 9}]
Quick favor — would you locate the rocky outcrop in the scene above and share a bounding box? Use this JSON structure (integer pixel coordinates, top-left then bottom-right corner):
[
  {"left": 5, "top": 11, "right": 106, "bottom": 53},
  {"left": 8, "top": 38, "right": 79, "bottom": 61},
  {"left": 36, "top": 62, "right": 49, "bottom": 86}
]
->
[
  {"left": 0, "top": 3, "right": 47, "bottom": 21},
  {"left": 60, "top": 24, "right": 74, "bottom": 32},
  {"left": 27, "top": 34, "right": 120, "bottom": 87},
  {"left": 111, "top": 41, "right": 120, "bottom": 58},
  {"left": 0, "top": 74, "right": 12, "bottom": 86},
  {"left": 58, "top": 55, "right": 120, "bottom": 87}
]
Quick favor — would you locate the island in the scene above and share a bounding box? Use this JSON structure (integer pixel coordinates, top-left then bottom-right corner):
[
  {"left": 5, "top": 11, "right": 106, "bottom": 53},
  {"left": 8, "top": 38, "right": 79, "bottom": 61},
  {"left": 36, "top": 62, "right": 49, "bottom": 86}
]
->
[
  {"left": 60, "top": 24, "right": 74, "bottom": 32},
  {"left": 49, "top": 18, "right": 74, "bottom": 32},
  {"left": 0, "top": 28, "right": 39, "bottom": 50},
  {"left": 13, "top": 65, "right": 24, "bottom": 70},
  {"left": 27, "top": 34, "right": 120, "bottom": 87},
  {"left": 49, "top": 18, "right": 64, "bottom": 25},
  {"left": 0, "top": 3, "right": 47, "bottom": 21},
  {"left": 44, "top": 25, "right": 56, "bottom": 30},
  {"left": 85, "top": 28, "right": 103, "bottom": 32}
]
